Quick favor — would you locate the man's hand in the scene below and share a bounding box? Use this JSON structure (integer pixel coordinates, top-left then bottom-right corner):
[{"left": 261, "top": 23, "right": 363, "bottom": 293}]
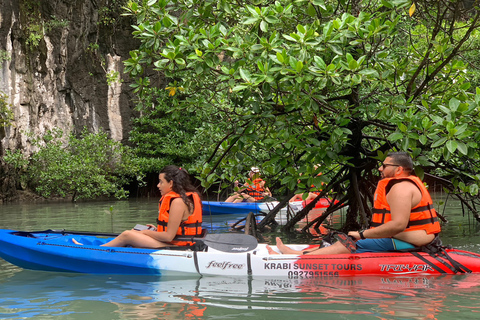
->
[{"left": 348, "top": 231, "right": 361, "bottom": 241}]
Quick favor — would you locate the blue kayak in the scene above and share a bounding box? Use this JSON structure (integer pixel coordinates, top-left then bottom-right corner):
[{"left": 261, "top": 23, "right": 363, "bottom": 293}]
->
[
  {"left": 202, "top": 201, "right": 280, "bottom": 215},
  {"left": 201, "top": 199, "right": 335, "bottom": 215},
  {"left": 0, "top": 229, "right": 258, "bottom": 275}
]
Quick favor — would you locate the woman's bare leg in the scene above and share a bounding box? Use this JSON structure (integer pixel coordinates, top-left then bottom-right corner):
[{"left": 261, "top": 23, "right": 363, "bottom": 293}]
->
[{"left": 101, "top": 230, "right": 168, "bottom": 248}]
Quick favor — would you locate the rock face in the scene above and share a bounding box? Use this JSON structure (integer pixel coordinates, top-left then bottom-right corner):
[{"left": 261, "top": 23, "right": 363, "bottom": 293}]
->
[{"left": 0, "top": 0, "right": 140, "bottom": 200}]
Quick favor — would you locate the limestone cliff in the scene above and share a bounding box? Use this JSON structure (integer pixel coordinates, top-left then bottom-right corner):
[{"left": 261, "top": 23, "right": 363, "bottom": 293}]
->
[{"left": 0, "top": 0, "right": 140, "bottom": 200}]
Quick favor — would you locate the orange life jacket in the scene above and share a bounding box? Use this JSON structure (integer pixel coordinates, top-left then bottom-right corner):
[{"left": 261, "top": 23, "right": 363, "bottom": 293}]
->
[
  {"left": 157, "top": 191, "right": 203, "bottom": 236},
  {"left": 245, "top": 178, "right": 266, "bottom": 200},
  {"left": 370, "top": 176, "right": 441, "bottom": 234}
]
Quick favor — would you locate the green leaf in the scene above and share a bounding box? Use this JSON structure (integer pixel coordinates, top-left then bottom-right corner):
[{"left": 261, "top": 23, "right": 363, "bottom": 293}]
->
[
  {"left": 445, "top": 140, "right": 457, "bottom": 153},
  {"left": 246, "top": 6, "right": 258, "bottom": 16},
  {"left": 260, "top": 20, "right": 268, "bottom": 32},
  {"left": 381, "top": 0, "right": 393, "bottom": 9},
  {"left": 419, "top": 135, "right": 427, "bottom": 145},
  {"left": 243, "top": 17, "right": 260, "bottom": 24},
  {"left": 469, "top": 184, "right": 479, "bottom": 196},
  {"left": 239, "top": 68, "right": 251, "bottom": 82},
  {"left": 438, "top": 105, "right": 451, "bottom": 114},
  {"left": 296, "top": 60, "right": 304, "bottom": 72},
  {"left": 349, "top": 59, "right": 358, "bottom": 70},
  {"left": 388, "top": 132, "right": 403, "bottom": 141},
  {"left": 265, "top": 16, "right": 279, "bottom": 24},
  {"left": 431, "top": 136, "right": 447, "bottom": 148},
  {"left": 257, "top": 61, "right": 265, "bottom": 72},
  {"left": 232, "top": 85, "right": 248, "bottom": 92},
  {"left": 358, "top": 69, "right": 379, "bottom": 77},
  {"left": 312, "top": 0, "right": 327, "bottom": 10},
  {"left": 456, "top": 140, "right": 468, "bottom": 155},
  {"left": 421, "top": 117, "right": 431, "bottom": 129},
  {"left": 398, "top": 123, "right": 407, "bottom": 133},
  {"left": 449, "top": 97, "right": 460, "bottom": 111},
  {"left": 314, "top": 56, "right": 326, "bottom": 69},
  {"left": 276, "top": 52, "right": 285, "bottom": 63},
  {"left": 329, "top": 44, "right": 343, "bottom": 55}
]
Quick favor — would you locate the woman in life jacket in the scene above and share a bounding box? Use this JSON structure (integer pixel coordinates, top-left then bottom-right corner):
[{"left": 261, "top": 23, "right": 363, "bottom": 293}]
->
[
  {"left": 225, "top": 167, "right": 272, "bottom": 203},
  {"left": 101, "top": 165, "right": 202, "bottom": 248}
]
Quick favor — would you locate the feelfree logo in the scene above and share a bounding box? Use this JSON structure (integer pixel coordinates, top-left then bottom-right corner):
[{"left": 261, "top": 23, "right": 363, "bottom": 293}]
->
[{"left": 206, "top": 261, "right": 245, "bottom": 270}]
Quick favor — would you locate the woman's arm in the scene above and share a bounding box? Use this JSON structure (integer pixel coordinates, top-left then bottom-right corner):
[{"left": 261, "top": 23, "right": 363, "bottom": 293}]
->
[
  {"left": 261, "top": 181, "right": 272, "bottom": 197},
  {"left": 140, "top": 198, "right": 188, "bottom": 242}
]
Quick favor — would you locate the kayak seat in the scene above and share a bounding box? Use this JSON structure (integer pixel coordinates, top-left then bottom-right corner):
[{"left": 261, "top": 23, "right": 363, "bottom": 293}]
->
[
  {"left": 193, "top": 228, "right": 208, "bottom": 239},
  {"left": 11, "top": 231, "right": 37, "bottom": 238}
]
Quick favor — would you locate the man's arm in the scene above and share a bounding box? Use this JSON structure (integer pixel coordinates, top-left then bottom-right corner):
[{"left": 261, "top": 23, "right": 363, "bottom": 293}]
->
[{"left": 351, "top": 181, "right": 421, "bottom": 239}]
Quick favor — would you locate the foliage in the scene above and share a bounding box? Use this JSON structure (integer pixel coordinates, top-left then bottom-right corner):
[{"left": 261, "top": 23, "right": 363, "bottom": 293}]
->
[
  {"left": 106, "top": 70, "right": 123, "bottom": 86},
  {"left": 20, "top": 1, "right": 70, "bottom": 50},
  {"left": 0, "top": 50, "right": 11, "bottom": 65},
  {"left": 23, "top": 15, "right": 70, "bottom": 49},
  {"left": 0, "top": 92, "right": 14, "bottom": 129},
  {"left": 123, "top": 0, "right": 480, "bottom": 230},
  {"left": 17, "top": 128, "right": 142, "bottom": 201},
  {"left": 44, "top": 15, "right": 70, "bottom": 31},
  {"left": 458, "top": 26, "right": 480, "bottom": 89},
  {"left": 98, "top": 0, "right": 130, "bottom": 26},
  {"left": 128, "top": 86, "right": 229, "bottom": 174},
  {"left": 3, "top": 149, "right": 29, "bottom": 170}
]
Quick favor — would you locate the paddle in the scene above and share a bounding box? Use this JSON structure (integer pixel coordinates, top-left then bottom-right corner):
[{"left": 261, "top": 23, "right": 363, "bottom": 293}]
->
[
  {"left": 20, "top": 229, "right": 120, "bottom": 237},
  {"left": 236, "top": 183, "right": 271, "bottom": 199},
  {"left": 334, "top": 232, "right": 357, "bottom": 253},
  {"left": 202, "top": 233, "right": 258, "bottom": 252},
  {"left": 173, "top": 232, "right": 258, "bottom": 252},
  {"left": 27, "top": 229, "right": 258, "bottom": 253},
  {"left": 307, "top": 230, "right": 357, "bottom": 253}
]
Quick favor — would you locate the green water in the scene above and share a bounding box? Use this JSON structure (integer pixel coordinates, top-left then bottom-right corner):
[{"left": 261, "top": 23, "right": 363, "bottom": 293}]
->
[{"left": 1, "top": 195, "right": 480, "bottom": 319}]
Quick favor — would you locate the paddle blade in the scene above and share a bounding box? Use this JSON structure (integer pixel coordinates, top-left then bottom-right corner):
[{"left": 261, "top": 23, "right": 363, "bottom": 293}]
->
[
  {"left": 203, "top": 234, "right": 258, "bottom": 253},
  {"left": 334, "top": 232, "right": 357, "bottom": 253}
]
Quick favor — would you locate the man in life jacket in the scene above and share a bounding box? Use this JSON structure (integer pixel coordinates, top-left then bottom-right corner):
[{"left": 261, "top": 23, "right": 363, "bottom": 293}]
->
[
  {"left": 225, "top": 167, "right": 272, "bottom": 203},
  {"left": 268, "top": 152, "right": 441, "bottom": 255}
]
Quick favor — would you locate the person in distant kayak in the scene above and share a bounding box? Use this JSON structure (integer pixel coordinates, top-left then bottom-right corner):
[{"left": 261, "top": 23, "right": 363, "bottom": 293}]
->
[
  {"left": 267, "top": 152, "right": 441, "bottom": 255},
  {"left": 289, "top": 166, "right": 324, "bottom": 203},
  {"left": 99, "top": 165, "right": 202, "bottom": 248},
  {"left": 225, "top": 167, "right": 272, "bottom": 203}
]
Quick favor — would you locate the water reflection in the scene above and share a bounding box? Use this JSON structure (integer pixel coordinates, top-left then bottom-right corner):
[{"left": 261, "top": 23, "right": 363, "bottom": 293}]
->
[{"left": 2, "top": 270, "right": 480, "bottom": 319}]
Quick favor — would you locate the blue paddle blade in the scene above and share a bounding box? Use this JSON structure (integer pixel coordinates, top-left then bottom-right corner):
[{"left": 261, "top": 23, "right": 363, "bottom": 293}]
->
[{"left": 203, "top": 234, "right": 258, "bottom": 252}]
